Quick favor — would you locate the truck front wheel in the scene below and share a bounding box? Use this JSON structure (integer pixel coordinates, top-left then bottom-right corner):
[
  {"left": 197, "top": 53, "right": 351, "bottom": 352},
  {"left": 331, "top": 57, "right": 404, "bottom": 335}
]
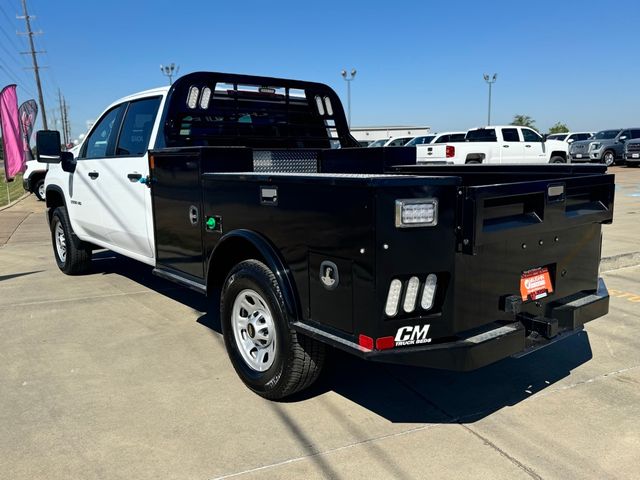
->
[
  {"left": 34, "top": 179, "right": 46, "bottom": 201},
  {"left": 603, "top": 150, "right": 615, "bottom": 166},
  {"left": 221, "top": 260, "right": 325, "bottom": 399},
  {"left": 50, "top": 206, "right": 92, "bottom": 275}
]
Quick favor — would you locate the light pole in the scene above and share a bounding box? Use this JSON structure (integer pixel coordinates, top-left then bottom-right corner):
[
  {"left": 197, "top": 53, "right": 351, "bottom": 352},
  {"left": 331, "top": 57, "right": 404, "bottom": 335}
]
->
[
  {"left": 341, "top": 68, "right": 357, "bottom": 127},
  {"left": 483, "top": 73, "right": 497, "bottom": 125},
  {"left": 160, "top": 63, "right": 179, "bottom": 85}
]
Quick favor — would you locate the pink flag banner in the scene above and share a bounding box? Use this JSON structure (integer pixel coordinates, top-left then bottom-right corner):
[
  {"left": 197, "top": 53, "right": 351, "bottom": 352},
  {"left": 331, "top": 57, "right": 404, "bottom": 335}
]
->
[
  {"left": 19, "top": 99, "right": 38, "bottom": 163},
  {"left": 1, "top": 84, "right": 23, "bottom": 181}
]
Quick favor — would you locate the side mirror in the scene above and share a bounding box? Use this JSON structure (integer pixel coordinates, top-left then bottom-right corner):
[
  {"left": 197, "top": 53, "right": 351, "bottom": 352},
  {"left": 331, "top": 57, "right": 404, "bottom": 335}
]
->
[
  {"left": 567, "top": 138, "right": 574, "bottom": 143},
  {"left": 619, "top": 136, "right": 628, "bottom": 142},
  {"left": 35, "top": 130, "right": 62, "bottom": 163},
  {"left": 60, "top": 151, "right": 76, "bottom": 173}
]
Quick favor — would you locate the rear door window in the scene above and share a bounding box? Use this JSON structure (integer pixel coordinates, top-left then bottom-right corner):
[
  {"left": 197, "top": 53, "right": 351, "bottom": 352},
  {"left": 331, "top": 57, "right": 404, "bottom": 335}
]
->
[
  {"left": 116, "top": 97, "right": 162, "bottom": 156},
  {"left": 501, "top": 128, "right": 520, "bottom": 142}
]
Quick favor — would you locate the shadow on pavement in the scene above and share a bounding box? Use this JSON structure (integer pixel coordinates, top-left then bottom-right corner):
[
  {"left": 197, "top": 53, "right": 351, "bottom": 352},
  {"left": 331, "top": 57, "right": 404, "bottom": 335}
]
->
[
  {"left": 90, "top": 251, "right": 594, "bottom": 424},
  {"left": 0, "top": 270, "right": 44, "bottom": 282}
]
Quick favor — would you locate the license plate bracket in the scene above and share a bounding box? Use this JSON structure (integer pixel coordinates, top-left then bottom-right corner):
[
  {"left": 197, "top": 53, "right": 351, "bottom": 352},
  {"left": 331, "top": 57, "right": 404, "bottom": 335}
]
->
[{"left": 520, "top": 267, "right": 553, "bottom": 301}]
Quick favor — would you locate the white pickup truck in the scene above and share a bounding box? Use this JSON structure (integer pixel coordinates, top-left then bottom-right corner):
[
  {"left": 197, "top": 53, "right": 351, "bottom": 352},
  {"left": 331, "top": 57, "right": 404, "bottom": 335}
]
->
[
  {"left": 417, "top": 126, "right": 569, "bottom": 165},
  {"left": 34, "top": 72, "right": 613, "bottom": 400}
]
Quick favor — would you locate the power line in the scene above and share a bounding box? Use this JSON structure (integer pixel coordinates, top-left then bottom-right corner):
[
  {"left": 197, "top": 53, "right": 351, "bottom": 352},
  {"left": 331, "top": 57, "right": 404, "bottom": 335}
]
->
[{"left": 17, "top": 0, "right": 48, "bottom": 129}]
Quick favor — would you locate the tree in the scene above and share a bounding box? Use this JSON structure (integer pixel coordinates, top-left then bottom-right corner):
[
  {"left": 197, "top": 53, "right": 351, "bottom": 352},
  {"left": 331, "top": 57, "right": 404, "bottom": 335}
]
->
[
  {"left": 511, "top": 114, "right": 537, "bottom": 130},
  {"left": 548, "top": 122, "right": 569, "bottom": 134}
]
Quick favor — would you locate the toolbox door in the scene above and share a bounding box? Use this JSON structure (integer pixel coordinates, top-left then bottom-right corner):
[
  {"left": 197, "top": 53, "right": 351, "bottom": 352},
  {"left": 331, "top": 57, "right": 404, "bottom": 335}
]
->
[{"left": 457, "top": 174, "right": 615, "bottom": 255}]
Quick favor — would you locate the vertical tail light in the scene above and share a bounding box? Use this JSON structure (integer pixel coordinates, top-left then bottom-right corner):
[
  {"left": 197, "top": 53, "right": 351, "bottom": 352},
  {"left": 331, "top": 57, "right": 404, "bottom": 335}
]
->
[
  {"left": 446, "top": 145, "right": 455, "bottom": 158},
  {"left": 385, "top": 279, "right": 403, "bottom": 317},
  {"left": 403, "top": 276, "right": 420, "bottom": 313},
  {"left": 421, "top": 274, "right": 438, "bottom": 310}
]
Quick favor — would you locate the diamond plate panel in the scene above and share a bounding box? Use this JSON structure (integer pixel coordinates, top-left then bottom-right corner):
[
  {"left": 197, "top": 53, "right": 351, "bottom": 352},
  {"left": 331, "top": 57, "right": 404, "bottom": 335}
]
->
[{"left": 253, "top": 150, "right": 318, "bottom": 173}]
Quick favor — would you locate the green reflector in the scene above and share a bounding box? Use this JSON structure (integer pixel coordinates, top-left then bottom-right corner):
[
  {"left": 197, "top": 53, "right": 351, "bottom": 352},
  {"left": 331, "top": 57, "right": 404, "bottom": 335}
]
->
[{"left": 206, "top": 217, "right": 216, "bottom": 229}]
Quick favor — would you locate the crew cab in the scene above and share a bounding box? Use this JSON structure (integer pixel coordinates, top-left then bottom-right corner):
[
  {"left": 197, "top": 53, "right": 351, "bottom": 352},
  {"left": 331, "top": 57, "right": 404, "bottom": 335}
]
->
[
  {"left": 36, "top": 72, "right": 613, "bottom": 399},
  {"left": 417, "top": 126, "right": 569, "bottom": 165}
]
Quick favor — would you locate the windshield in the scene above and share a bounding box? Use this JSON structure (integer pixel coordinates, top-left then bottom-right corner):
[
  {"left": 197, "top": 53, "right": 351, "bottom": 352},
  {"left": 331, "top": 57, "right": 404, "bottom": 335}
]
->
[
  {"left": 548, "top": 134, "right": 567, "bottom": 141},
  {"left": 593, "top": 130, "right": 620, "bottom": 140},
  {"left": 406, "top": 135, "right": 435, "bottom": 146},
  {"left": 368, "top": 139, "right": 388, "bottom": 148}
]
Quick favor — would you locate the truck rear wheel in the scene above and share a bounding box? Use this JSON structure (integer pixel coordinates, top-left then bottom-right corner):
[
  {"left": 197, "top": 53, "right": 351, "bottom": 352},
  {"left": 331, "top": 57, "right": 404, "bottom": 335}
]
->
[
  {"left": 50, "top": 206, "right": 92, "bottom": 275},
  {"left": 34, "top": 179, "right": 46, "bottom": 201},
  {"left": 221, "top": 259, "right": 325, "bottom": 399},
  {"left": 550, "top": 156, "right": 565, "bottom": 164}
]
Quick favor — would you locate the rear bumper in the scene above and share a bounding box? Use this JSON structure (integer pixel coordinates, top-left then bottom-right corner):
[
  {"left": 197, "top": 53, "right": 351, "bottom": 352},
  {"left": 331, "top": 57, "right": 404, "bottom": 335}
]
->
[{"left": 365, "top": 278, "right": 609, "bottom": 371}]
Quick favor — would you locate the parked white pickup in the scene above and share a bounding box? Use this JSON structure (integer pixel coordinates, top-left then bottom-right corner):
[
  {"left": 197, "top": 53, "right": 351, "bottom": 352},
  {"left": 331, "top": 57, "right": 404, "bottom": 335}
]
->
[{"left": 417, "top": 126, "right": 569, "bottom": 165}]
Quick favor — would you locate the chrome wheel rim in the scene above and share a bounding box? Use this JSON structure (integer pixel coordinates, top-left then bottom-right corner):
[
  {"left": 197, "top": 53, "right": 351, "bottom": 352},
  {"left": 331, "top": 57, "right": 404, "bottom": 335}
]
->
[
  {"left": 54, "top": 222, "right": 66, "bottom": 262},
  {"left": 604, "top": 153, "right": 614, "bottom": 166},
  {"left": 231, "top": 289, "right": 276, "bottom": 372},
  {"left": 38, "top": 183, "right": 45, "bottom": 199}
]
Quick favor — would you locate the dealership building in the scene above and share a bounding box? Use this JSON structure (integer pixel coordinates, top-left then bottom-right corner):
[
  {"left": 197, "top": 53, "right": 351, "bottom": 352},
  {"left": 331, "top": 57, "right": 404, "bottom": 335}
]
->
[{"left": 350, "top": 126, "right": 431, "bottom": 146}]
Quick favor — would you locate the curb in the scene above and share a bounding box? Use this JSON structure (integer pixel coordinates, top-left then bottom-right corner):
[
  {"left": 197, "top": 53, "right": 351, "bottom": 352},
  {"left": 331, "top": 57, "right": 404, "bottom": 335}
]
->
[
  {"left": 0, "top": 192, "right": 30, "bottom": 212},
  {"left": 600, "top": 251, "right": 640, "bottom": 273}
]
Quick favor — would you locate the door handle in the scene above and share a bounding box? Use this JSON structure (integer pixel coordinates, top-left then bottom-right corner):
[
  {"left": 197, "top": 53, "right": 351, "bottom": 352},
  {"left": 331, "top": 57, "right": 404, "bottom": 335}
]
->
[
  {"left": 525, "top": 145, "right": 532, "bottom": 148},
  {"left": 503, "top": 145, "right": 510, "bottom": 148},
  {"left": 127, "top": 173, "right": 143, "bottom": 182},
  {"left": 88, "top": 171, "right": 99, "bottom": 179}
]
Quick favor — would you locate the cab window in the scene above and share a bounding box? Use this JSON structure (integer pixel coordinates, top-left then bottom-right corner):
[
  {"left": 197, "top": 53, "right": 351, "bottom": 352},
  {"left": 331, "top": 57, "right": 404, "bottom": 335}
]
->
[
  {"left": 522, "top": 128, "right": 542, "bottom": 142},
  {"left": 466, "top": 129, "right": 497, "bottom": 142},
  {"left": 83, "top": 105, "right": 125, "bottom": 159},
  {"left": 116, "top": 97, "right": 162, "bottom": 156},
  {"left": 501, "top": 128, "right": 520, "bottom": 142}
]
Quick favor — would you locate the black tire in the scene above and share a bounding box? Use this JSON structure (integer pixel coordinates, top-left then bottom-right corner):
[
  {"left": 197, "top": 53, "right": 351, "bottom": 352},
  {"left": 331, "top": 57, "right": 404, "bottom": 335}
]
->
[
  {"left": 34, "top": 179, "right": 46, "bottom": 201},
  {"left": 602, "top": 150, "right": 615, "bottom": 167},
  {"left": 465, "top": 159, "right": 481, "bottom": 165},
  {"left": 50, "top": 206, "right": 92, "bottom": 275},
  {"left": 550, "top": 156, "right": 565, "bottom": 164},
  {"left": 221, "top": 259, "right": 325, "bottom": 399}
]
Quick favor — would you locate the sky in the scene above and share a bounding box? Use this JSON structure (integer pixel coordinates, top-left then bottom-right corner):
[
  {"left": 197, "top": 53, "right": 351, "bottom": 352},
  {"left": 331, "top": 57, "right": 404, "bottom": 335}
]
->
[{"left": 1, "top": 0, "right": 640, "bottom": 141}]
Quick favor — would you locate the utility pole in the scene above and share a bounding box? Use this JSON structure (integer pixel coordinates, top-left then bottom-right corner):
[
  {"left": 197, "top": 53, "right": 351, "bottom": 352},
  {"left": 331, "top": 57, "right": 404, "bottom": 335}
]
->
[
  {"left": 58, "top": 89, "right": 67, "bottom": 145},
  {"left": 483, "top": 73, "right": 497, "bottom": 125},
  {"left": 340, "top": 68, "right": 357, "bottom": 128},
  {"left": 160, "top": 63, "right": 179, "bottom": 85},
  {"left": 18, "top": 0, "right": 48, "bottom": 129},
  {"left": 63, "top": 95, "right": 71, "bottom": 145}
]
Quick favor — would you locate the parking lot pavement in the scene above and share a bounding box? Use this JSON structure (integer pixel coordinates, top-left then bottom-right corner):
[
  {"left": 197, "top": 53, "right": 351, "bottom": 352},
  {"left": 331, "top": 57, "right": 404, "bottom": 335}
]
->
[
  {"left": 601, "top": 166, "right": 640, "bottom": 267},
  {"left": 1, "top": 179, "right": 639, "bottom": 480}
]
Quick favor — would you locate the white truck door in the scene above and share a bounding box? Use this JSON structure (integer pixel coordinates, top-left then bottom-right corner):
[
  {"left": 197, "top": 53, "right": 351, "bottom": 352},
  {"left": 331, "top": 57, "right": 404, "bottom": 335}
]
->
[
  {"left": 69, "top": 104, "right": 127, "bottom": 243},
  {"left": 499, "top": 127, "right": 525, "bottom": 163},
  {"left": 522, "top": 128, "right": 546, "bottom": 162},
  {"left": 97, "top": 96, "right": 162, "bottom": 259}
]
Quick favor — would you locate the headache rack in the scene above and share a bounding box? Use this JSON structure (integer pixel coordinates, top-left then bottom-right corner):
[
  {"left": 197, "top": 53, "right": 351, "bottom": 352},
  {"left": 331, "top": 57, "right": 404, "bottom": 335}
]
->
[{"left": 158, "top": 71, "right": 359, "bottom": 151}]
